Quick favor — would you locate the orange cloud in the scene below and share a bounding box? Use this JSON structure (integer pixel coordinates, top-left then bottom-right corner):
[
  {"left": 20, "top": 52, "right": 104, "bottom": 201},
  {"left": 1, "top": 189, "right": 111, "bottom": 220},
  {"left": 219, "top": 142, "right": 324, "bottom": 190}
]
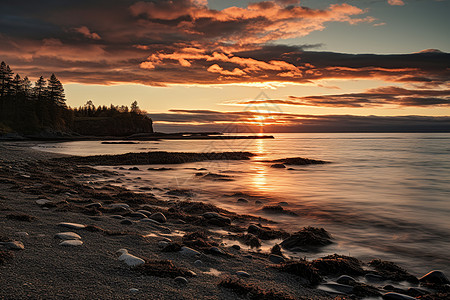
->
[
  {"left": 74, "top": 26, "right": 101, "bottom": 40},
  {"left": 388, "top": 0, "right": 405, "bottom": 6}
]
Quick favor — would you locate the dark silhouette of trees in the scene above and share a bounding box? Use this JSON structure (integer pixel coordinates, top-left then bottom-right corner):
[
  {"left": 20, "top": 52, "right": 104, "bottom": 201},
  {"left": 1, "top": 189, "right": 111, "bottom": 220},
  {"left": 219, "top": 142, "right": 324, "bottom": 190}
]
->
[{"left": 0, "top": 61, "right": 153, "bottom": 136}]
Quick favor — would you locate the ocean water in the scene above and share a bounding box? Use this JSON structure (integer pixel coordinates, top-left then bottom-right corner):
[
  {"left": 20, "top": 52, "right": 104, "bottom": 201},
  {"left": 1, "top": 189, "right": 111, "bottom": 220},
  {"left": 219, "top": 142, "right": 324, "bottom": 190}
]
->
[{"left": 36, "top": 133, "right": 450, "bottom": 276}]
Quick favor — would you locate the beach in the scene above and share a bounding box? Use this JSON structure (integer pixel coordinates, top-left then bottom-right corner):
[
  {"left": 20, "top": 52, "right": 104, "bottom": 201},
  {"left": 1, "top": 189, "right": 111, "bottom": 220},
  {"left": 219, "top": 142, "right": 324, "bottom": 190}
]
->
[{"left": 1, "top": 141, "right": 449, "bottom": 300}]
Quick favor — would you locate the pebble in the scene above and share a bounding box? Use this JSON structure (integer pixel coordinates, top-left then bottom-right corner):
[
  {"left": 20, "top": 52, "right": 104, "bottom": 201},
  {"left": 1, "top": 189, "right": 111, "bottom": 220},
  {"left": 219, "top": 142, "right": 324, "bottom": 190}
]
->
[
  {"left": 337, "top": 275, "right": 357, "bottom": 285},
  {"left": 120, "top": 219, "right": 133, "bottom": 225},
  {"left": 231, "top": 245, "right": 241, "bottom": 250},
  {"left": 108, "top": 203, "right": 130, "bottom": 209},
  {"left": 129, "top": 288, "right": 139, "bottom": 293},
  {"left": 57, "top": 222, "right": 86, "bottom": 230},
  {"left": 59, "top": 240, "right": 83, "bottom": 247},
  {"left": 110, "top": 215, "right": 125, "bottom": 220},
  {"left": 128, "top": 212, "right": 148, "bottom": 219},
  {"left": 174, "top": 277, "right": 188, "bottom": 284},
  {"left": 180, "top": 246, "right": 200, "bottom": 256},
  {"left": 158, "top": 241, "right": 169, "bottom": 248},
  {"left": 0, "top": 241, "right": 25, "bottom": 250},
  {"left": 85, "top": 202, "right": 102, "bottom": 209},
  {"left": 15, "top": 232, "right": 29, "bottom": 237},
  {"left": 194, "top": 260, "right": 204, "bottom": 267},
  {"left": 382, "top": 292, "right": 416, "bottom": 300},
  {"left": 150, "top": 212, "right": 167, "bottom": 223},
  {"left": 35, "top": 199, "right": 52, "bottom": 206},
  {"left": 54, "top": 232, "right": 82, "bottom": 240},
  {"left": 209, "top": 247, "right": 225, "bottom": 255},
  {"left": 268, "top": 254, "right": 285, "bottom": 264},
  {"left": 237, "top": 198, "right": 248, "bottom": 203},
  {"left": 136, "top": 210, "right": 152, "bottom": 217},
  {"left": 160, "top": 237, "right": 172, "bottom": 243},
  {"left": 419, "top": 270, "right": 450, "bottom": 284},
  {"left": 117, "top": 249, "right": 145, "bottom": 267},
  {"left": 236, "top": 271, "right": 250, "bottom": 278}
]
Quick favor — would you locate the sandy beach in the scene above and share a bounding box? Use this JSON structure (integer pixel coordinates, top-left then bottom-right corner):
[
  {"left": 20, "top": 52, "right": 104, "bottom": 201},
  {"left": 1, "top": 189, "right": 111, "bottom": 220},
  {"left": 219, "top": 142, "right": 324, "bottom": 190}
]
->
[{"left": 1, "top": 142, "right": 449, "bottom": 300}]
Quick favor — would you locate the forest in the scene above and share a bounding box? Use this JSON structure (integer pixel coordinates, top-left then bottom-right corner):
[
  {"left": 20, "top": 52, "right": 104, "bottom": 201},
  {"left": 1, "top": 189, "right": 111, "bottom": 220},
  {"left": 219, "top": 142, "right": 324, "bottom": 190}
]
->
[{"left": 0, "top": 61, "right": 153, "bottom": 137}]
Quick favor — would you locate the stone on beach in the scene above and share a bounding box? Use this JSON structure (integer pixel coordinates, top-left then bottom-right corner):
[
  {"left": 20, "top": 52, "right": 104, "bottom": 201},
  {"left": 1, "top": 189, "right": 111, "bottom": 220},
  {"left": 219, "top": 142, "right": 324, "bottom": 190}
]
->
[
  {"left": 54, "top": 232, "right": 81, "bottom": 240},
  {"left": 107, "top": 203, "right": 130, "bottom": 209},
  {"left": 201, "top": 212, "right": 231, "bottom": 226},
  {"left": 382, "top": 292, "right": 416, "bottom": 300},
  {"left": 270, "top": 163, "right": 286, "bottom": 168},
  {"left": 116, "top": 249, "right": 145, "bottom": 267},
  {"left": 150, "top": 212, "right": 167, "bottom": 223},
  {"left": 57, "top": 222, "right": 86, "bottom": 230},
  {"left": 59, "top": 240, "right": 83, "bottom": 247},
  {"left": 180, "top": 246, "right": 200, "bottom": 256},
  {"left": 269, "top": 254, "right": 285, "bottom": 264},
  {"left": 174, "top": 276, "right": 188, "bottom": 284},
  {"left": 0, "top": 241, "right": 25, "bottom": 250},
  {"left": 236, "top": 271, "right": 250, "bottom": 278},
  {"left": 319, "top": 283, "right": 353, "bottom": 294},
  {"left": 35, "top": 199, "right": 52, "bottom": 206},
  {"left": 419, "top": 270, "right": 450, "bottom": 284},
  {"left": 85, "top": 202, "right": 102, "bottom": 209},
  {"left": 337, "top": 275, "right": 357, "bottom": 285}
]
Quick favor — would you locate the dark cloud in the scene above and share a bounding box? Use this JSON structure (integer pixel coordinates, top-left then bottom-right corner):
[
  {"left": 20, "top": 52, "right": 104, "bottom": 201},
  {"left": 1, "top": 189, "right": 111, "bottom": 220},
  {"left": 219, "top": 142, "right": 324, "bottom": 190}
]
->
[
  {"left": 149, "top": 110, "right": 450, "bottom": 133},
  {"left": 0, "top": 0, "right": 448, "bottom": 89},
  {"left": 236, "top": 86, "right": 450, "bottom": 108}
]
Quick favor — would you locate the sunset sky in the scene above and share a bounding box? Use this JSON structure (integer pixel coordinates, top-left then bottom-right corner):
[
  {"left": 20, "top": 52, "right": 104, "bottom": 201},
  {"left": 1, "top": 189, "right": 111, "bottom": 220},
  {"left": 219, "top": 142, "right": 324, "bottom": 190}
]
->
[{"left": 1, "top": 0, "right": 449, "bottom": 132}]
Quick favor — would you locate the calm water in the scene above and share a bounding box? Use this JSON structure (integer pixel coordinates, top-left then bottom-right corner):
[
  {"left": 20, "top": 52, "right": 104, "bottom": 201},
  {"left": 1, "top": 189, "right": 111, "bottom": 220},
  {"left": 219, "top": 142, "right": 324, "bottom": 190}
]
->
[{"left": 36, "top": 133, "right": 450, "bottom": 276}]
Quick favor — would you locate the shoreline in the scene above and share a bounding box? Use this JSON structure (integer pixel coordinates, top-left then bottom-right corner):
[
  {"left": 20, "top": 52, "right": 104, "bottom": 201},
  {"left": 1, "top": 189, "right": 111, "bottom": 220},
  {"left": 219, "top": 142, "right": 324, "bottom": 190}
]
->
[{"left": 1, "top": 142, "right": 449, "bottom": 299}]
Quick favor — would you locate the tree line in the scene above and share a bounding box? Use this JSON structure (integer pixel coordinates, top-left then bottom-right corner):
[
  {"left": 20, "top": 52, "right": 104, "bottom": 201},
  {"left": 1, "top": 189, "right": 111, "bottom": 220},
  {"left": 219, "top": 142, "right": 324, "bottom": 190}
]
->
[{"left": 0, "top": 61, "right": 153, "bottom": 136}]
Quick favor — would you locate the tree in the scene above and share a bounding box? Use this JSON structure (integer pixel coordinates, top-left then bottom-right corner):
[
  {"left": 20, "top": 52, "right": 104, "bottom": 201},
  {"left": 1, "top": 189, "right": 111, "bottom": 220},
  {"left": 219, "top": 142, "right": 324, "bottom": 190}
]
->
[
  {"left": 47, "top": 74, "right": 66, "bottom": 107},
  {"left": 34, "top": 76, "right": 47, "bottom": 100},
  {"left": 130, "top": 100, "right": 140, "bottom": 113}
]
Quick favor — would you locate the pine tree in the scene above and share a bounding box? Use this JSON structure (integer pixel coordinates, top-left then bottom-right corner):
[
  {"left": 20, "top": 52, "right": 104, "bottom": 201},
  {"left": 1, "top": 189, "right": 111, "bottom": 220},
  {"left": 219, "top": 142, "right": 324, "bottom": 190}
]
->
[{"left": 47, "top": 74, "right": 66, "bottom": 107}]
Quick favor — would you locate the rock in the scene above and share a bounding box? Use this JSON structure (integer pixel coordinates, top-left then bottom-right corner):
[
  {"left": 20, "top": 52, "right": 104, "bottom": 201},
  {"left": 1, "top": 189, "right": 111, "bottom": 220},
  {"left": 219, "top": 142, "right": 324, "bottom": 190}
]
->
[
  {"left": 174, "top": 277, "right": 188, "bottom": 284},
  {"left": 270, "top": 163, "right": 286, "bottom": 168},
  {"left": 255, "top": 200, "right": 262, "bottom": 205},
  {"left": 129, "top": 288, "right": 139, "bottom": 293},
  {"left": 281, "top": 227, "right": 332, "bottom": 250},
  {"left": 320, "top": 283, "right": 353, "bottom": 294},
  {"left": 365, "top": 273, "right": 385, "bottom": 282},
  {"left": 406, "top": 287, "right": 429, "bottom": 297},
  {"left": 278, "top": 201, "right": 289, "bottom": 206},
  {"left": 160, "top": 237, "right": 172, "bottom": 243},
  {"left": 419, "top": 270, "right": 450, "bottom": 284},
  {"left": 269, "top": 254, "right": 285, "bottom": 264},
  {"left": 129, "top": 167, "right": 140, "bottom": 171},
  {"left": 57, "top": 222, "right": 86, "bottom": 230},
  {"left": 59, "top": 240, "right": 83, "bottom": 247},
  {"left": 136, "top": 210, "right": 152, "bottom": 217},
  {"left": 128, "top": 212, "right": 147, "bottom": 219},
  {"left": 208, "top": 247, "right": 225, "bottom": 255},
  {"left": 337, "top": 275, "right": 357, "bottom": 285},
  {"left": 35, "top": 199, "right": 52, "bottom": 206},
  {"left": 15, "top": 232, "right": 29, "bottom": 237},
  {"left": 0, "top": 241, "right": 25, "bottom": 250},
  {"left": 382, "top": 292, "right": 416, "bottom": 300},
  {"left": 158, "top": 241, "right": 169, "bottom": 248},
  {"left": 110, "top": 215, "right": 125, "bottom": 220},
  {"left": 108, "top": 203, "right": 130, "bottom": 209},
  {"left": 236, "top": 271, "right": 250, "bottom": 278},
  {"left": 180, "top": 246, "right": 200, "bottom": 256},
  {"left": 116, "top": 249, "right": 145, "bottom": 267},
  {"left": 54, "top": 232, "right": 82, "bottom": 240},
  {"left": 120, "top": 219, "right": 133, "bottom": 225},
  {"left": 85, "top": 202, "right": 102, "bottom": 209},
  {"left": 201, "top": 212, "right": 231, "bottom": 226},
  {"left": 194, "top": 260, "right": 204, "bottom": 267},
  {"left": 231, "top": 245, "right": 241, "bottom": 250},
  {"left": 237, "top": 198, "right": 248, "bottom": 203},
  {"left": 150, "top": 212, "right": 167, "bottom": 223}
]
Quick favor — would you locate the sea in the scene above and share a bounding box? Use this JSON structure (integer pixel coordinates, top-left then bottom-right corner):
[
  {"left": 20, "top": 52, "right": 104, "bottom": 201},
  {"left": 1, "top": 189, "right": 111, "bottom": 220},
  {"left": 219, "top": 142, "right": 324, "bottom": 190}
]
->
[{"left": 35, "top": 133, "right": 450, "bottom": 276}]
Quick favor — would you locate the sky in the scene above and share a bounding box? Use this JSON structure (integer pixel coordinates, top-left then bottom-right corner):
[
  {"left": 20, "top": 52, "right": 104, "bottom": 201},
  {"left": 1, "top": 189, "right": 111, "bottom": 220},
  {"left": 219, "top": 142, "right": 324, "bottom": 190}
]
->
[{"left": 1, "top": 0, "right": 449, "bottom": 132}]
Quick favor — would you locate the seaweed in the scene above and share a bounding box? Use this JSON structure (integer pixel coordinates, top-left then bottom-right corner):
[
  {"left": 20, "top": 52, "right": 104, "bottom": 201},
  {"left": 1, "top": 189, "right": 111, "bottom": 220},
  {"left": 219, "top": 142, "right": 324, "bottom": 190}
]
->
[
  {"left": 281, "top": 227, "right": 332, "bottom": 250},
  {"left": 274, "top": 260, "right": 322, "bottom": 285},
  {"left": 311, "top": 254, "right": 364, "bottom": 276},
  {"left": 369, "top": 259, "right": 418, "bottom": 283},
  {"left": 219, "top": 277, "right": 296, "bottom": 300},
  {"left": 134, "top": 259, "right": 194, "bottom": 278}
]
